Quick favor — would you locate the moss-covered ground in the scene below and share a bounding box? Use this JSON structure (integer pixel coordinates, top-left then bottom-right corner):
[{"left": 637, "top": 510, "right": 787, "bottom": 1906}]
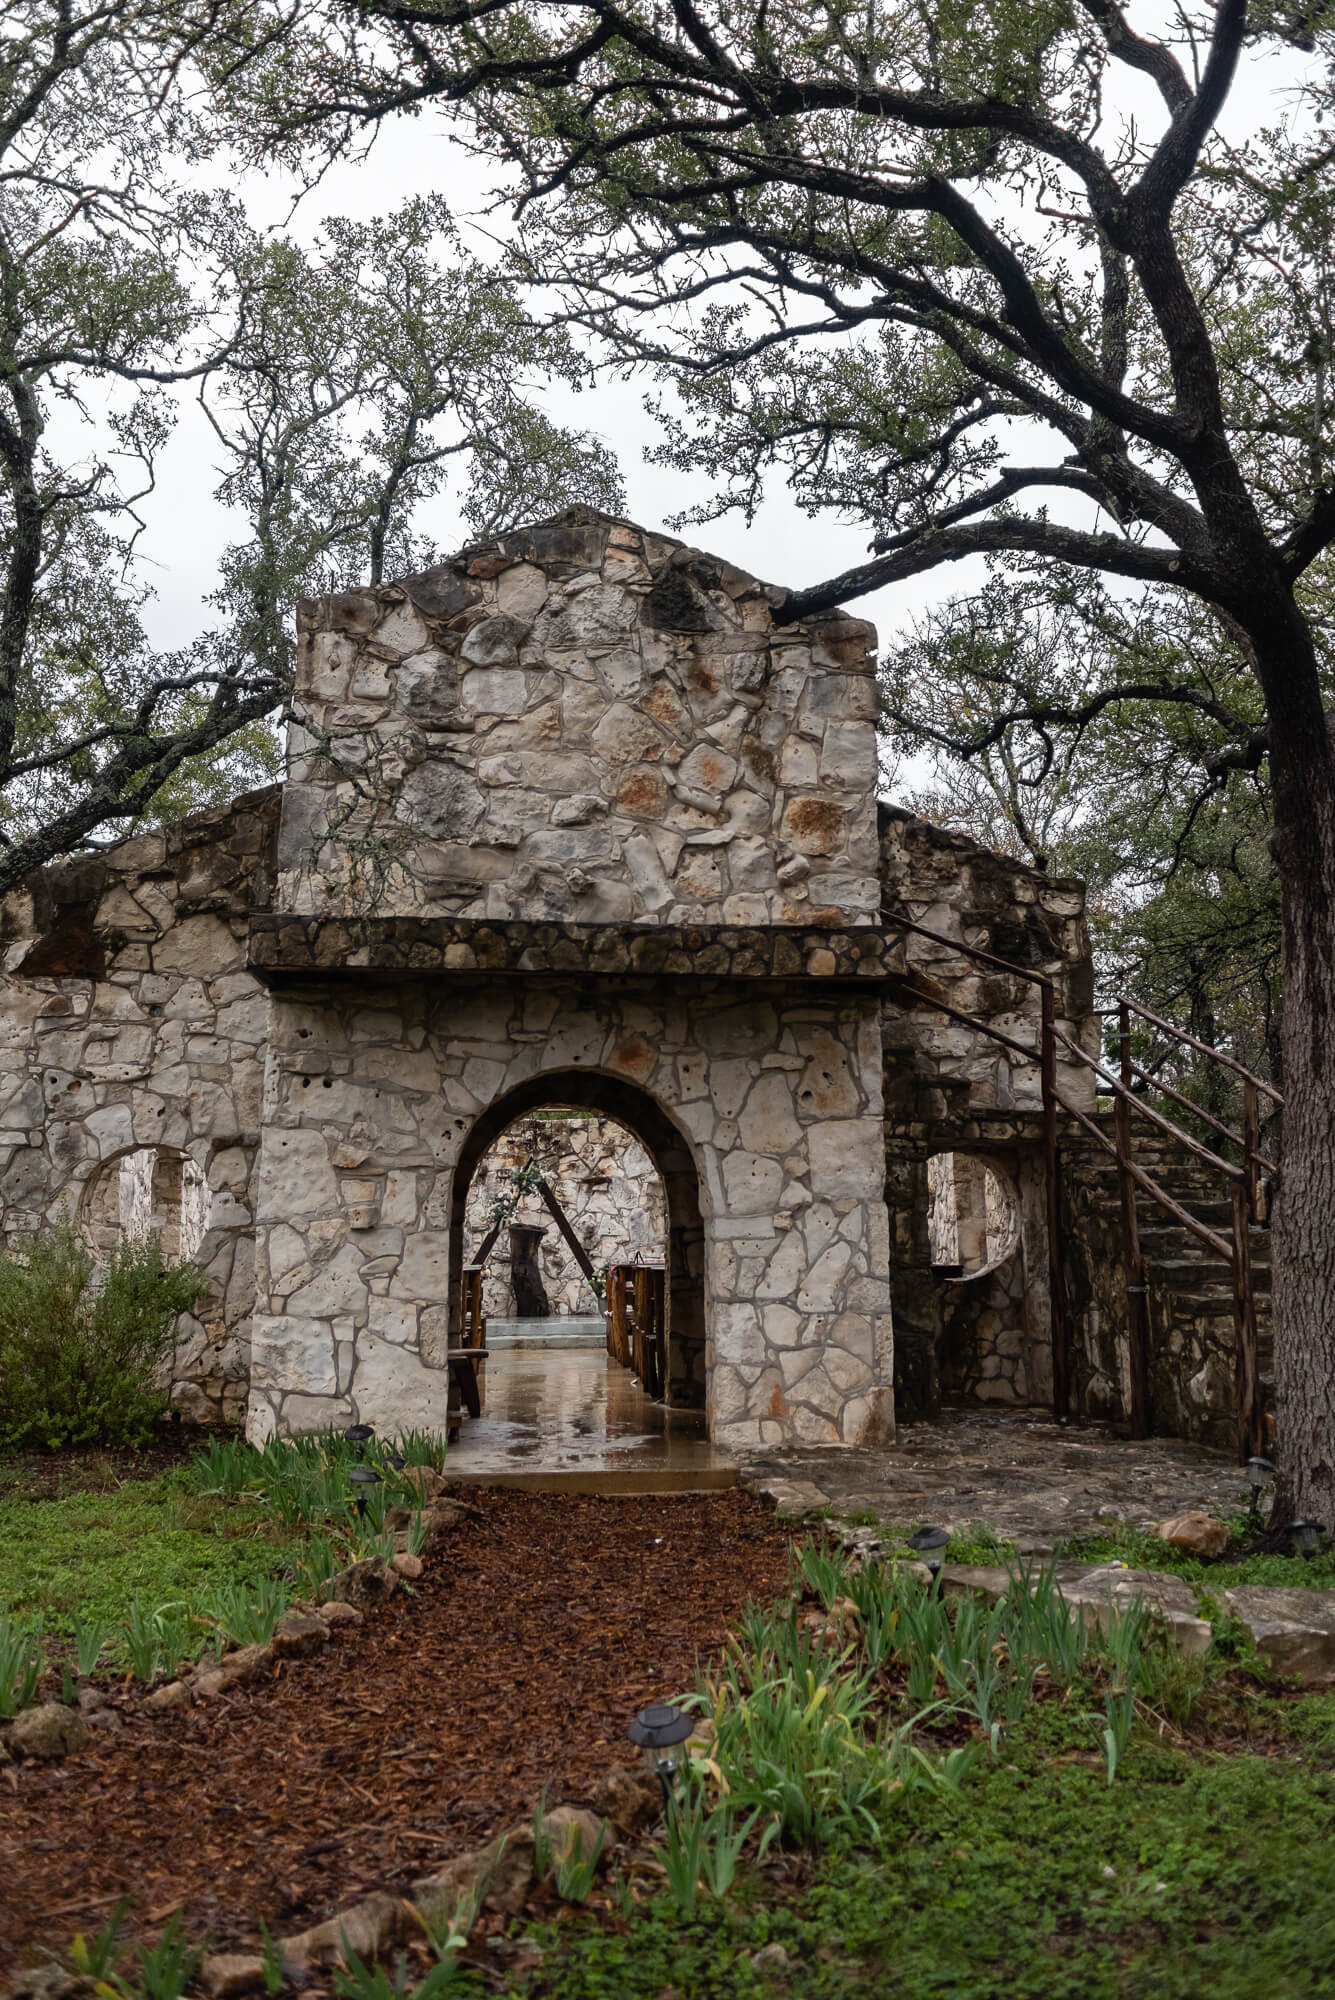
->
[
  {"left": 503, "top": 1717, "right": 1335, "bottom": 1999},
  {"left": 0, "top": 1473, "right": 293, "bottom": 1629}
]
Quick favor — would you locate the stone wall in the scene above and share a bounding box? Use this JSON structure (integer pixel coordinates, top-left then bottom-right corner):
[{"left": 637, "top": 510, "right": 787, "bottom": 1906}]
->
[
  {"left": 463, "top": 1112, "right": 665, "bottom": 1319},
  {"left": 278, "top": 508, "right": 881, "bottom": 931},
  {"left": 249, "top": 977, "right": 893, "bottom": 1452},
  {"left": 877, "top": 807, "right": 1099, "bottom": 1421},
  {"left": 0, "top": 790, "right": 278, "bottom": 1424},
  {"left": 0, "top": 507, "right": 1258, "bottom": 1459}
]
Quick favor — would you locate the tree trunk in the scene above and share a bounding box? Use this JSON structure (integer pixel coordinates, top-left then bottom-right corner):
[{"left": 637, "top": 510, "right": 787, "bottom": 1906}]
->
[{"left": 1263, "top": 616, "right": 1335, "bottom": 1529}]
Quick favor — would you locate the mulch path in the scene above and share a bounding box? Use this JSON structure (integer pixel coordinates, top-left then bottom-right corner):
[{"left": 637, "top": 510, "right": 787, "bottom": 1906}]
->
[{"left": 0, "top": 1488, "right": 791, "bottom": 1976}]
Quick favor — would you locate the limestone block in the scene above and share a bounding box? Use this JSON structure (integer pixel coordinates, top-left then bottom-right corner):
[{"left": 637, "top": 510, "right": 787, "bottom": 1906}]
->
[
  {"left": 820, "top": 721, "right": 879, "bottom": 787},
  {"left": 696, "top": 1000, "right": 780, "bottom": 1057},
  {"left": 597, "top": 649, "right": 646, "bottom": 700},
  {"left": 373, "top": 601, "right": 431, "bottom": 657},
  {"left": 1224, "top": 1586, "right": 1335, "bottom": 1685},
  {"left": 496, "top": 562, "right": 550, "bottom": 619},
  {"left": 807, "top": 1121, "right": 883, "bottom": 1199},
  {"left": 85, "top": 1102, "right": 136, "bottom": 1157},
  {"left": 709, "top": 1363, "right": 751, "bottom": 1428},
  {"left": 822, "top": 1344, "right": 874, "bottom": 1394},
  {"left": 677, "top": 743, "right": 737, "bottom": 799},
  {"left": 394, "top": 762, "right": 487, "bottom": 841},
  {"left": 761, "top": 1302, "right": 803, "bottom": 1346},
  {"left": 258, "top": 1130, "right": 339, "bottom": 1221},
  {"left": 1060, "top": 1566, "right": 1213, "bottom": 1657},
  {"left": 617, "top": 767, "right": 668, "bottom": 818},
  {"left": 841, "top": 1387, "right": 895, "bottom": 1446},
  {"left": 0, "top": 1072, "right": 43, "bottom": 1127},
  {"left": 251, "top": 1316, "right": 337, "bottom": 1396},
  {"left": 394, "top": 658, "right": 459, "bottom": 723},
  {"left": 797, "top": 1239, "right": 853, "bottom": 1311},
  {"left": 789, "top": 1403, "right": 842, "bottom": 1445},
  {"left": 369, "top": 1297, "right": 418, "bottom": 1348},
  {"left": 461, "top": 615, "right": 528, "bottom": 669},
  {"left": 944, "top": 1564, "right": 1211, "bottom": 1658},
  {"left": 722, "top": 1151, "right": 784, "bottom": 1216},
  {"left": 351, "top": 1335, "right": 451, "bottom": 1429},
  {"left": 461, "top": 667, "right": 527, "bottom": 718},
  {"left": 781, "top": 796, "right": 846, "bottom": 858},
  {"left": 286, "top": 1245, "right": 369, "bottom": 1321},
  {"left": 592, "top": 703, "right": 667, "bottom": 764},
  {"left": 737, "top": 1073, "right": 803, "bottom": 1157},
  {"left": 390, "top": 1229, "right": 450, "bottom": 1301},
  {"left": 780, "top": 739, "right": 820, "bottom": 788},
  {"left": 151, "top": 914, "right": 245, "bottom": 978}
]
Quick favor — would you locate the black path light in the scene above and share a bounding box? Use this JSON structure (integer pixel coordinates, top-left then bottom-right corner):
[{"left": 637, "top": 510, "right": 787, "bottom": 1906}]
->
[
  {"left": 1246, "top": 1456, "right": 1275, "bottom": 1523},
  {"left": 384, "top": 1451, "right": 406, "bottom": 1473},
  {"left": 627, "top": 1703, "right": 696, "bottom": 1801},
  {"left": 1292, "top": 1519, "right": 1325, "bottom": 1560},
  {"left": 349, "top": 1464, "right": 383, "bottom": 1521},
  {"left": 344, "top": 1423, "right": 375, "bottom": 1451},
  {"left": 908, "top": 1525, "right": 951, "bottom": 1591}
]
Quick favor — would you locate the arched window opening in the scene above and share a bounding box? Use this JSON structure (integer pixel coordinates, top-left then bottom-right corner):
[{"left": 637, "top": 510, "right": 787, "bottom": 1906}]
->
[
  {"left": 927, "top": 1152, "right": 1021, "bottom": 1282},
  {"left": 82, "top": 1147, "right": 209, "bottom": 1264}
]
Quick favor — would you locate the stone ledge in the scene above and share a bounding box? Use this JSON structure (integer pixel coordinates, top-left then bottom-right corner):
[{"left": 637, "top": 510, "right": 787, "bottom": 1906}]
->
[
  {"left": 248, "top": 915, "right": 900, "bottom": 984},
  {"left": 1224, "top": 1584, "right": 1335, "bottom": 1685},
  {"left": 943, "top": 1560, "right": 1214, "bottom": 1656}
]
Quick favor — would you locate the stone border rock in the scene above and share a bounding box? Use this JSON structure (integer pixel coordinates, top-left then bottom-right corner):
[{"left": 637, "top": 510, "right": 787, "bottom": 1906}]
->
[
  {"left": 0, "top": 1487, "right": 479, "bottom": 1765},
  {"left": 196, "top": 1775, "right": 663, "bottom": 1998}
]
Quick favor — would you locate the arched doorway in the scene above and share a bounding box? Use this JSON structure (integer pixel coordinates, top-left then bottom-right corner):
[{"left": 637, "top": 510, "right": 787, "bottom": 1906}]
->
[
  {"left": 445, "top": 1072, "right": 707, "bottom": 1480},
  {"left": 451, "top": 1067, "right": 707, "bottom": 1406}
]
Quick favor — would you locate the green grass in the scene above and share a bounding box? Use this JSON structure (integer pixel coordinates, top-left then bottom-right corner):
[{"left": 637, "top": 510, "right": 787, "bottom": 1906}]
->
[
  {"left": 1060, "top": 1520, "right": 1335, "bottom": 1592},
  {"left": 507, "top": 1747, "right": 1335, "bottom": 1999},
  {"left": 0, "top": 1474, "right": 293, "bottom": 1630}
]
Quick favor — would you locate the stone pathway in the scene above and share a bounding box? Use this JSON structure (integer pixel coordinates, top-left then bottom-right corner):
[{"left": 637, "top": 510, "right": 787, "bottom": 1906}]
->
[{"left": 740, "top": 1407, "right": 1246, "bottom": 1547}]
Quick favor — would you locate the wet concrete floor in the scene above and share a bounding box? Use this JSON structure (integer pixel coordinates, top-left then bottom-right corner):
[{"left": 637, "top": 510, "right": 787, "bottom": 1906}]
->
[{"left": 444, "top": 1345, "right": 737, "bottom": 1492}]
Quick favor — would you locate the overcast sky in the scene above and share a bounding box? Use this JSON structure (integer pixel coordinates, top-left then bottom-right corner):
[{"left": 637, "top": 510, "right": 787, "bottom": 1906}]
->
[
  {"left": 136, "top": 107, "right": 979, "bottom": 689},
  {"left": 128, "top": 31, "right": 1298, "bottom": 816}
]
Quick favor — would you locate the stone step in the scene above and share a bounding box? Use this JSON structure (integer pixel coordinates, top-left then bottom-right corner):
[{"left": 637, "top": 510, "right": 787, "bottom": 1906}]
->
[{"left": 485, "top": 1314, "right": 608, "bottom": 1349}]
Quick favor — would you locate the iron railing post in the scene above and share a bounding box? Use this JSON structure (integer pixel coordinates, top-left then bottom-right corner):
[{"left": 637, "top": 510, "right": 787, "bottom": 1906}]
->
[
  {"left": 1231, "top": 1177, "right": 1263, "bottom": 1462},
  {"left": 1041, "top": 982, "right": 1071, "bottom": 1418},
  {"left": 1115, "top": 1002, "right": 1151, "bottom": 1439}
]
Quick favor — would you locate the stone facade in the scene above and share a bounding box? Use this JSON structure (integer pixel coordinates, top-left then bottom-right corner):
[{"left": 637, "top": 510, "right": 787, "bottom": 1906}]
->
[
  {"left": 281, "top": 511, "right": 880, "bottom": 930},
  {"left": 0, "top": 507, "right": 1252, "bottom": 1456},
  {"left": 464, "top": 1113, "right": 665, "bottom": 1319},
  {"left": 0, "top": 789, "right": 277, "bottom": 1425}
]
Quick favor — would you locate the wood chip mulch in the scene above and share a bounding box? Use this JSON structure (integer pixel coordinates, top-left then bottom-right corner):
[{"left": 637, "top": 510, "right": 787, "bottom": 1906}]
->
[{"left": 0, "top": 1488, "right": 791, "bottom": 1975}]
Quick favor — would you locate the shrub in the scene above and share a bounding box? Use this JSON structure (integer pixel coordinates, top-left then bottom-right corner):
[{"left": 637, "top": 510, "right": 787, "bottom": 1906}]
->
[{"left": 0, "top": 1223, "right": 206, "bottom": 1450}]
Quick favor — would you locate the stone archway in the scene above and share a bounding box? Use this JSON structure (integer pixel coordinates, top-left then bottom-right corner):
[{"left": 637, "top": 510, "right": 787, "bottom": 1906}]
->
[{"left": 450, "top": 1068, "right": 707, "bottom": 1409}]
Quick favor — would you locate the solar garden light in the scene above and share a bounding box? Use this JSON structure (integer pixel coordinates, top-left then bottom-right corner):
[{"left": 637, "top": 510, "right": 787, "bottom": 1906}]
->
[
  {"left": 1246, "top": 1456, "right": 1275, "bottom": 1522},
  {"left": 349, "top": 1464, "right": 383, "bottom": 1521},
  {"left": 384, "top": 1451, "right": 406, "bottom": 1473},
  {"left": 1292, "top": 1519, "right": 1324, "bottom": 1560},
  {"left": 908, "top": 1525, "right": 951, "bottom": 1592},
  {"left": 627, "top": 1703, "right": 695, "bottom": 1802},
  {"left": 343, "top": 1423, "right": 375, "bottom": 1452}
]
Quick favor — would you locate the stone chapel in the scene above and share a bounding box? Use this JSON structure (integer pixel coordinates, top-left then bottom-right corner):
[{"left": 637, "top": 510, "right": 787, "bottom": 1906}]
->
[{"left": 0, "top": 509, "right": 1249, "bottom": 1454}]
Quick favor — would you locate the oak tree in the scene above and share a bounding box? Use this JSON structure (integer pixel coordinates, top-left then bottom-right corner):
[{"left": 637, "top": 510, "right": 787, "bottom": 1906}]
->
[{"left": 296, "top": 0, "right": 1335, "bottom": 1507}]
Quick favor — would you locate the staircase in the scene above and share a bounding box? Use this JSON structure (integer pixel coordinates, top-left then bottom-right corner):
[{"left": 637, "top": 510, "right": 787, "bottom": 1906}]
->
[
  {"left": 1065, "top": 1127, "right": 1274, "bottom": 1453},
  {"left": 884, "top": 911, "right": 1280, "bottom": 1457}
]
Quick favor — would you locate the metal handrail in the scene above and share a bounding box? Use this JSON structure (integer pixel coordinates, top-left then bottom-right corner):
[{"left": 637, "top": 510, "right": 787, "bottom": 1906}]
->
[
  {"left": 1118, "top": 994, "right": 1284, "bottom": 1105},
  {"left": 1052, "top": 1027, "right": 1246, "bottom": 1184}
]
